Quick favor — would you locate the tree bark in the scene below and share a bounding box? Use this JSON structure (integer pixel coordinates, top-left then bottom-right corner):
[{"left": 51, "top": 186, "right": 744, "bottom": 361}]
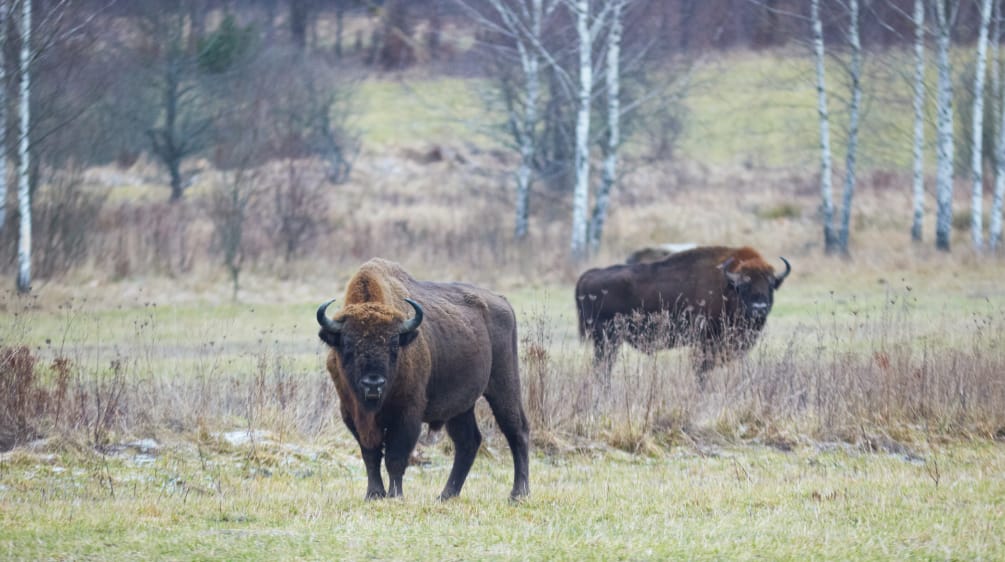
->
[
  {"left": 837, "top": 0, "right": 862, "bottom": 255},
  {"left": 811, "top": 0, "right": 837, "bottom": 253},
  {"left": 933, "top": 0, "right": 957, "bottom": 252},
  {"left": 589, "top": 0, "right": 624, "bottom": 254},
  {"left": 290, "top": 0, "right": 308, "bottom": 51},
  {"left": 570, "top": 0, "right": 592, "bottom": 260},
  {"left": 16, "top": 0, "right": 31, "bottom": 293},
  {"left": 992, "top": 1, "right": 1005, "bottom": 250},
  {"left": 513, "top": 0, "right": 545, "bottom": 240},
  {"left": 911, "top": 0, "right": 926, "bottom": 242},
  {"left": 0, "top": 1, "right": 7, "bottom": 234},
  {"left": 969, "top": 0, "right": 993, "bottom": 250}
]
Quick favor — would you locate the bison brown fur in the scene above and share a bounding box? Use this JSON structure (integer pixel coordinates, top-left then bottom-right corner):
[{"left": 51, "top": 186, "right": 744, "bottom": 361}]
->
[
  {"left": 317, "top": 258, "right": 530, "bottom": 501},
  {"left": 576, "top": 246, "right": 791, "bottom": 385}
]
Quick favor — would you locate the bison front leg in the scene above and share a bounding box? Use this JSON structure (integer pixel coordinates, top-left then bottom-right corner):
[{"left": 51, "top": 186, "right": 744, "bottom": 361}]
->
[
  {"left": 360, "top": 446, "right": 387, "bottom": 500},
  {"left": 440, "top": 407, "right": 482, "bottom": 500},
  {"left": 343, "top": 414, "right": 387, "bottom": 500},
  {"left": 383, "top": 417, "right": 422, "bottom": 498}
]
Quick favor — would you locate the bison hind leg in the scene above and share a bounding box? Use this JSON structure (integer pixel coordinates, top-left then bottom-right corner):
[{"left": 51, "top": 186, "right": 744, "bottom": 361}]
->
[
  {"left": 590, "top": 326, "right": 622, "bottom": 388},
  {"left": 439, "top": 407, "right": 482, "bottom": 500},
  {"left": 692, "top": 344, "right": 721, "bottom": 390},
  {"left": 482, "top": 394, "right": 530, "bottom": 500}
]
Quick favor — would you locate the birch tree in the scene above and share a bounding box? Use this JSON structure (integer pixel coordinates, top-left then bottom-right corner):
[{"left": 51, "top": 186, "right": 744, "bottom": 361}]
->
[
  {"left": 811, "top": 0, "right": 837, "bottom": 253},
  {"left": 569, "top": 0, "right": 593, "bottom": 260},
  {"left": 836, "top": 0, "right": 862, "bottom": 255},
  {"left": 455, "top": 0, "right": 563, "bottom": 239},
  {"left": 587, "top": 0, "right": 623, "bottom": 254},
  {"left": 568, "top": 0, "right": 615, "bottom": 259},
  {"left": 933, "top": 0, "right": 958, "bottom": 252},
  {"left": 911, "top": 0, "right": 926, "bottom": 242},
  {"left": 16, "top": 0, "right": 32, "bottom": 293},
  {"left": 0, "top": 1, "right": 7, "bottom": 234},
  {"left": 512, "top": 0, "right": 545, "bottom": 240},
  {"left": 991, "top": 1, "right": 1005, "bottom": 250},
  {"left": 969, "top": 0, "right": 993, "bottom": 250}
]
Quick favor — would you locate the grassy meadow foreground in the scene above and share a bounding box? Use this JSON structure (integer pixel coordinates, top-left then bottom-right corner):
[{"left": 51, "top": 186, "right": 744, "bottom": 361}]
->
[{"left": 3, "top": 438, "right": 1003, "bottom": 560}]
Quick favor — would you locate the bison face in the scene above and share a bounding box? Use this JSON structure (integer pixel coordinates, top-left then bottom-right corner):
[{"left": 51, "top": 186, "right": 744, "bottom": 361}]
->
[
  {"left": 317, "top": 298, "right": 423, "bottom": 411},
  {"left": 730, "top": 274, "right": 776, "bottom": 321},
  {"left": 722, "top": 257, "right": 791, "bottom": 322}
]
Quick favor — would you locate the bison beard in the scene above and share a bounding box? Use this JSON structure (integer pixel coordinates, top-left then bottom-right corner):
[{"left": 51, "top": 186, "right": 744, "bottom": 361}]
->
[
  {"left": 317, "top": 258, "right": 530, "bottom": 501},
  {"left": 575, "top": 246, "right": 791, "bottom": 386}
]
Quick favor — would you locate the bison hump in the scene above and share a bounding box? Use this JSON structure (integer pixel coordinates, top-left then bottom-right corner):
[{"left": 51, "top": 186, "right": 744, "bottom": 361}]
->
[{"left": 462, "top": 291, "right": 487, "bottom": 309}]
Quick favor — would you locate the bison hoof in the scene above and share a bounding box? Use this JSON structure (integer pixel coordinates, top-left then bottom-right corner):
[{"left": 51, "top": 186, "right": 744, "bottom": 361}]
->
[
  {"left": 438, "top": 487, "right": 463, "bottom": 501},
  {"left": 509, "top": 485, "right": 530, "bottom": 503},
  {"left": 365, "top": 490, "right": 386, "bottom": 501}
]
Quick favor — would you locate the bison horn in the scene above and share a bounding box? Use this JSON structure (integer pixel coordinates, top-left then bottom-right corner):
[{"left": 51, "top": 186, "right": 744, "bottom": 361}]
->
[
  {"left": 776, "top": 257, "right": 792, "bottom": 284},
  {"left": 399, "top": 298, "right": 424, "bottom": 334},
  {"left": 316, "top": 299, "right": 345, "bottom": 333}
]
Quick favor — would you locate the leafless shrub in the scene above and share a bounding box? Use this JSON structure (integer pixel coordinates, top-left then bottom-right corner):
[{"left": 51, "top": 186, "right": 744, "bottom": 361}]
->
[
  {"left": 0, "top": 346, "right": 42, "bottom": 450},
  {"left": 101, "top": 201, "right": 198, "bottom": 277},
  {"left": 207, "top": 170, "right": 264, "bottom": 300},
  {"left": 32, "top": 167, "right": 109, "bottom": 279},
  {"left": 265, "top": 159, "right": 328, "bottom": 264}
]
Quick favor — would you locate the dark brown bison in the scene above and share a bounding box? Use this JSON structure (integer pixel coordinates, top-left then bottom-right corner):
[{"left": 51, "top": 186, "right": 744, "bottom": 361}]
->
[
  {"left": 576, "top": 246, "right": 791, "bottom": 383},
  {"left": 316, "top": 258, "right": 529, "bottom": 501}
]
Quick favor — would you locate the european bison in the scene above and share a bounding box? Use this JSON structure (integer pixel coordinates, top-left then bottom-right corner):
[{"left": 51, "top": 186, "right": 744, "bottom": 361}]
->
[
  {"left": 317, "top": 258, "right": 530, "bottom": 501},
  {"left": 576, "top": 246, "right": 791, "bottom": 384}
]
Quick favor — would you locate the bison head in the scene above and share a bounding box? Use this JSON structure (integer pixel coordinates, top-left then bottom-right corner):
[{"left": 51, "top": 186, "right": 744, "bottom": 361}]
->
[
  {"left": 317, "top": 298, "right": 424, "bottom": 410},
  {"left": 721, "top": 256, "right": 791, "bottom": 322}
]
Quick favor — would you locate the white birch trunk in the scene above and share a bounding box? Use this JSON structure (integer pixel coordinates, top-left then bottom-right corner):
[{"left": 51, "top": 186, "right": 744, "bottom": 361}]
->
[
  {"left": 16, "top": 0, "right": 31, "bottom": 293},
  {"left": 570, "top": 0, "right": 592, "bottom": 260},
  {"left": 969, "top": 0, "right": 993, "bottom": 250},
  {"left": 910, "top": 0, "right": 926, "bottom": 242},
  {"left": 933, "top": 0, "right": 956, "bottom": 252},
  {"left": 0, "top": 1, "right": 6, "bottom": 233},
  {"left": 992, "top": 0, "right": 1005, "bottom": 250},
  {"left": 513, "top": 0, "right": 543, "bottom": 240},
  {"left": 811, "top": 0, "right": 836, "bottom": 253},
  {"left": 837, "top": 0, "right": 862, "bottom": 255},
  {"left": 588, "top": 0, "right": 623, "bottom": 254}
]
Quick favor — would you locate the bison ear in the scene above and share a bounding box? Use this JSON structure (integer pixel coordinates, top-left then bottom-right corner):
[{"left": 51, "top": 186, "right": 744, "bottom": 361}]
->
[
  {"left": 399, "top": 329, "right": 419, "bottom": 348},
  {"left": 719, "top": 258, "right": 743, "bottom": 287},
  {"left": 318, "top": 329, "right": 341, "bottom": 349}
]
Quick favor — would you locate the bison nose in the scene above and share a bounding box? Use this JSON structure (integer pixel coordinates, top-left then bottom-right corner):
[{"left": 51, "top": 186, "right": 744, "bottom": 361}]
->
[{"left": 360, "top": 375, "right": 386, "bottom": 399}]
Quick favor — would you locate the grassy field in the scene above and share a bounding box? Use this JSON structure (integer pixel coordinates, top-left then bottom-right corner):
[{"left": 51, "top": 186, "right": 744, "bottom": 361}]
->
[{"left": 2, "top": 436, "right": 1003, "bottom": 560}]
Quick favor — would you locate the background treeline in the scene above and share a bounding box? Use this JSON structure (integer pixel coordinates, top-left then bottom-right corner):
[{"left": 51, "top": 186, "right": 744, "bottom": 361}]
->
[{"left": 0, "top": 0, "right": 1001, "bottom": 293}]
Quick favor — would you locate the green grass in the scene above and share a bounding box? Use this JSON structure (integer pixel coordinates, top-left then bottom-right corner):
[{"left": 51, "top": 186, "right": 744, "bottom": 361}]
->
[
  {"left": 355, "top": 77, "right": 489, "bottom": 148},
  {"left": 2, "top": 439, "right": 1002, "bottom": 560},
  {"left": 348, "top": 48, "right": 987, "bottom": 172}
]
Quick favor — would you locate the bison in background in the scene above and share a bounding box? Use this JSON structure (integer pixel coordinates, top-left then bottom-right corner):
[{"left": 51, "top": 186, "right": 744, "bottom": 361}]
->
[
  {"left": 317, "top": 258, "right": 529, "bottom": 501},
  {"left": 576, "top": 246, "right": 791, "bottom": 386}
]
